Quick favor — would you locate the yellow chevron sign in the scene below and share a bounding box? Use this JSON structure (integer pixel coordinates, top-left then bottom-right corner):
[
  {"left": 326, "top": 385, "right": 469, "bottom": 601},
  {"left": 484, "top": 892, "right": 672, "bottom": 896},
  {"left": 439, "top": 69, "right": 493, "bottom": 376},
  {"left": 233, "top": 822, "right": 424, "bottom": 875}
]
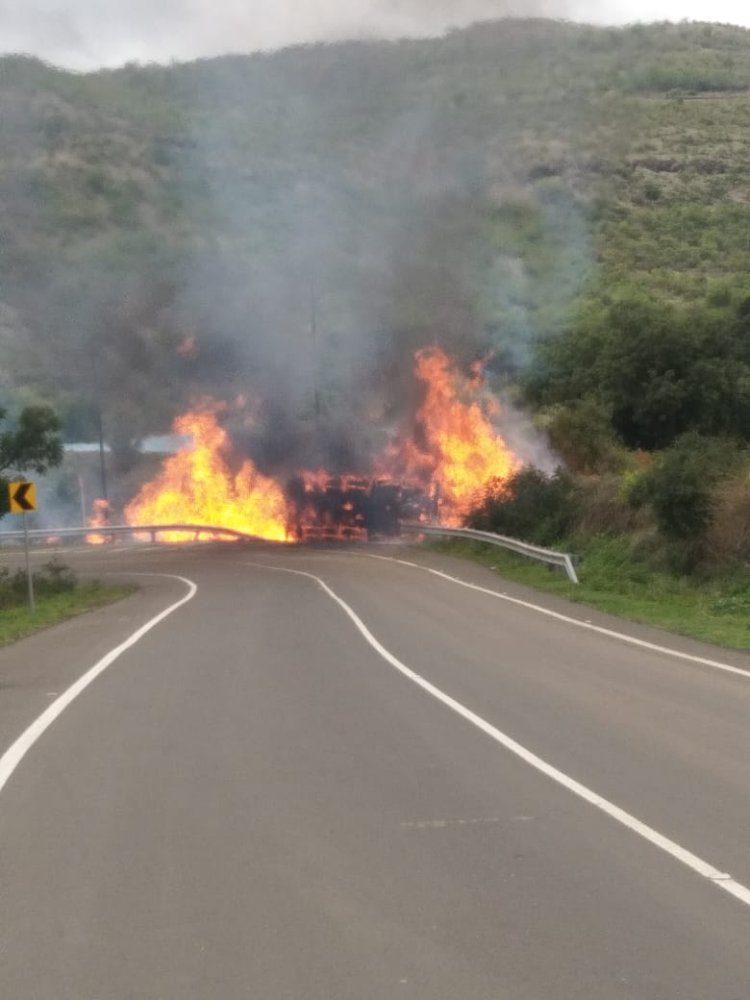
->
[{"left": 9, "top": 481, "right": 37, "bottom": 513}]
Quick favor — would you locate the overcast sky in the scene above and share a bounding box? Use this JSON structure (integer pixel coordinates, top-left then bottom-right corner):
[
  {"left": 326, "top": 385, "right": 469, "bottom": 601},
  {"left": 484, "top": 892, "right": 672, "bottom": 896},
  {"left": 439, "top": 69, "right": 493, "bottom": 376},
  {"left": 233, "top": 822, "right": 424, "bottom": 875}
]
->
[{"left": 0, "top": 0, "right": 747, "bottom": 71}]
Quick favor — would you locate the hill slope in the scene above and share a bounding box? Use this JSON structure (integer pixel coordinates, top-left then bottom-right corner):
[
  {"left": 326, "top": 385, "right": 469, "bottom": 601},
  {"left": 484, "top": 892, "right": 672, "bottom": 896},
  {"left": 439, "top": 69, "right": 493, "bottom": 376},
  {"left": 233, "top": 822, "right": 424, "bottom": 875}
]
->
[{"left": 1, "top": 18, "right": 749, "bottom": 450}]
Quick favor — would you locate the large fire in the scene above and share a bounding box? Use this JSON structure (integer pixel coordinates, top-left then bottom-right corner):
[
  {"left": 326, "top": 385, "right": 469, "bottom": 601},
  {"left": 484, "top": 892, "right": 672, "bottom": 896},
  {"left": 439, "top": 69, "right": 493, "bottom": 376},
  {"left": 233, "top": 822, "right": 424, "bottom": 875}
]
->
[
  {"left": 121, "top": 346, "right": 519, "bottom": 543},
  {"left": 86, "top": 498, "right": 111, "bottom": 545},
  {"left": 381, "top": 346, "right": 517, "bottom": 524},
  {"left": 124, "top": 405, "right": 289, "bottom": 542}
]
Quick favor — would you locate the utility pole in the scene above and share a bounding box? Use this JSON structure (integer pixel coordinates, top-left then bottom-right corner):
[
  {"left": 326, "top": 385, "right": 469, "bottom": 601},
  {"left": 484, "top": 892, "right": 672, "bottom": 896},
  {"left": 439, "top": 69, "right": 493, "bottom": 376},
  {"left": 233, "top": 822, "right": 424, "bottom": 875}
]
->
[
  {"left": 310, "top": 278, "right": 322, "bottom": 430},
  {"left": 90, "top": 351, "right": 108, "bottom": 509},
  {"left": 77, "top": 470, "right": 87, "bottom": 528},
  {"left": 96, "top": 405, "right": 108, "bottom": 506}
]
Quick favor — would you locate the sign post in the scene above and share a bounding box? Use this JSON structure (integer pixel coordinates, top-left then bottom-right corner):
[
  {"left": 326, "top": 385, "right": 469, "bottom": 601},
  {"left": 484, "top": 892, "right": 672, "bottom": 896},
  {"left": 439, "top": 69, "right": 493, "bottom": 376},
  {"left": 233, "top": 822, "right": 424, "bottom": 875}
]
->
[{"left": 9, "top": 481, "right": 37, "bottom": 613}]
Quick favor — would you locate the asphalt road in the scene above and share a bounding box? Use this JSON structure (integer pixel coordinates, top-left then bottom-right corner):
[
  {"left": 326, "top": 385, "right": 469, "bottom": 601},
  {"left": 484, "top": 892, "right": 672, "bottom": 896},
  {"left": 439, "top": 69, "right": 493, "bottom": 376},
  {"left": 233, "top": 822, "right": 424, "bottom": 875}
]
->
[{"left": 0, "top": 541, "right": 748, "bottom": 999}]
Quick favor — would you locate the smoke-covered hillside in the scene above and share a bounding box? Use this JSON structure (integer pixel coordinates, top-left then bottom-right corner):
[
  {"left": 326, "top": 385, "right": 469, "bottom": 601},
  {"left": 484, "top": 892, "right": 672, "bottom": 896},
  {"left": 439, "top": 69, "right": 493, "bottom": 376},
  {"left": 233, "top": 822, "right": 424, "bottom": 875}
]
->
[{"left": 1, "top": 18, "right": 750, "bottom": 472}]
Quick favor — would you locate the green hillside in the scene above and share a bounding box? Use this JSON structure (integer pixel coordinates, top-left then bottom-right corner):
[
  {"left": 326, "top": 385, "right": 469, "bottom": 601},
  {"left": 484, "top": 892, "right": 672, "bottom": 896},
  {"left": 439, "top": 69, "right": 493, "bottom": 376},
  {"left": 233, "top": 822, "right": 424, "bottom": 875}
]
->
[{"left": 1, "top": 18, "right": 749, "bottom": 450}]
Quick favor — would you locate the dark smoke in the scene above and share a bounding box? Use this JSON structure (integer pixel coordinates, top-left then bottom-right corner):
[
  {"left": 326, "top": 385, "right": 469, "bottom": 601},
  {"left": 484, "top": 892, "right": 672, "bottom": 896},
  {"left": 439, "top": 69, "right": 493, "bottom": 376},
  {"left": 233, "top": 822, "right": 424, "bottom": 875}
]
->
[
  {"left": 174, "top": 73, "right": 501, "bottom": 477},
  {"left": 1, "top": 19, "right": 592, "bottom": 510}
]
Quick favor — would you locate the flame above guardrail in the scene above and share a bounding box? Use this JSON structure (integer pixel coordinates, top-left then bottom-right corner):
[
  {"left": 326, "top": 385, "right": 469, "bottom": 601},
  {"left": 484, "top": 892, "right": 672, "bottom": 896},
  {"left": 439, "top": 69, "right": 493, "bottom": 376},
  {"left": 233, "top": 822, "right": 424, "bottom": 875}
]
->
[{"left": 0, "top": 524, "right": 277, "bottom": 545}]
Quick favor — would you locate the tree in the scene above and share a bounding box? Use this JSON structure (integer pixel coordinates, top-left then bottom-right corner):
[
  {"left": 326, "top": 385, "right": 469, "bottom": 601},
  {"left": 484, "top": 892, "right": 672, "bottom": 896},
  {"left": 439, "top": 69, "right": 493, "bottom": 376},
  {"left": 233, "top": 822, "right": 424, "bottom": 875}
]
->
[
  {"left": 544, "top": 398, "right": 624, "bottom": 474},
  {"left": 467, "top": 467, "right": 576, "bottom": 546},
  {"left": 528, "top": 295, "right": 750, "bottom": 450},
  {"left": 0, "top": 405, "right": 63, "bottom": 517}
]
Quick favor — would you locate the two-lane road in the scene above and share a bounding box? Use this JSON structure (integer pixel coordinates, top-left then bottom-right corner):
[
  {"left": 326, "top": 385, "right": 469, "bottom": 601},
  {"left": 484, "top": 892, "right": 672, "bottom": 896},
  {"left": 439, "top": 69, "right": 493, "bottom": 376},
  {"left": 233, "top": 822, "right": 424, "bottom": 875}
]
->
[{"left": 0, "top": 543, "right": 748, "bottom": 998}]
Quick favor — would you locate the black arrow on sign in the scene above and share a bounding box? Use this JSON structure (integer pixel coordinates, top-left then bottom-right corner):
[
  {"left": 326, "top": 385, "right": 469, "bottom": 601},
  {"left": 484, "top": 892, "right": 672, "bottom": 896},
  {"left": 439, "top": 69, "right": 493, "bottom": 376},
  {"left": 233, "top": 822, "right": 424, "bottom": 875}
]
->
[{"left": 12, "top": 483, "right": 34, "bottom": 512}]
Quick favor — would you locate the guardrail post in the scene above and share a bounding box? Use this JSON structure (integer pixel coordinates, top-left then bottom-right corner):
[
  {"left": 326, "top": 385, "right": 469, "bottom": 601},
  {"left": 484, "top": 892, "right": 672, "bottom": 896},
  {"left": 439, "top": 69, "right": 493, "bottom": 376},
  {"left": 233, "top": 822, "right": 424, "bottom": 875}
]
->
[{"left": 563, "top": 555, "right": 579, "bottom": 585}]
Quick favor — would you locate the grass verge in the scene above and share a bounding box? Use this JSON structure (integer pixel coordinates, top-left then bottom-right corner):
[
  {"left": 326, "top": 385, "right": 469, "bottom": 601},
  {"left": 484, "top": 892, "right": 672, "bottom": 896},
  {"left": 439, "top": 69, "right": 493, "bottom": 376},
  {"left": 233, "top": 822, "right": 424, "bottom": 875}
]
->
[
  {"left": 426, "top": 537, "right": 750, "bottom": 652},
  {"left": 0, "top": 583, "right": 136, "bottom": 647}
]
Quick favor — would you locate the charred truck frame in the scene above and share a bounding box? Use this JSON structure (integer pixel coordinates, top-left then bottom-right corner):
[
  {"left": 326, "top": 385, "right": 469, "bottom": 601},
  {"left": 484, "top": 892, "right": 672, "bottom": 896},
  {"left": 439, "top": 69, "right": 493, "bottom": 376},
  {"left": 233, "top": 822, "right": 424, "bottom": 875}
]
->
[{"left": 285, "top": 476, "right": 438, "bottom": 541}]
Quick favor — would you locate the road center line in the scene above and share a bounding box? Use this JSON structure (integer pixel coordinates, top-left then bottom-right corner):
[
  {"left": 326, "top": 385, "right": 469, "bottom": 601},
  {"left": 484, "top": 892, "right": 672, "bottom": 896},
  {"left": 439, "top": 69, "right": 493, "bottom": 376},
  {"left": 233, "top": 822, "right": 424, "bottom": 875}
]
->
[
  {"left": 253, "top": 562, "right": 750, "bottom": 910},
  {"left": 362, "top": 553, "right": 750, "bottom": 681},
  {"left": 0, "top": 573, "right": 198, "bottom": 800}
]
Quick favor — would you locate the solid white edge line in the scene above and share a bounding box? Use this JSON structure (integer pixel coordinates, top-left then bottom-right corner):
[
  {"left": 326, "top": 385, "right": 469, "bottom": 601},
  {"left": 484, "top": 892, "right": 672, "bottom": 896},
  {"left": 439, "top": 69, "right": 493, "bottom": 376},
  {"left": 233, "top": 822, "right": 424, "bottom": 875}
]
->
[
  {"left": 363, "top": 553, "right": 750, "bottom": 681},
  {"left": 254, "top": 563, "right": 750, "bottom": 909},
  {"left": 0, "top": 573, "right": 198, "bottom": 799}
]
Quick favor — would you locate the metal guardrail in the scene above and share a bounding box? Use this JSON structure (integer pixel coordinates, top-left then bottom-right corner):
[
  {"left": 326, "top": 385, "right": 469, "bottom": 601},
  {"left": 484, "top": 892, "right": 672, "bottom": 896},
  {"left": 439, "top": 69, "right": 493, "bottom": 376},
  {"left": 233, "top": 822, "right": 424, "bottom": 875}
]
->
[
  {"left": 0, "top": 521, "right": 580, "bottom": 583},
  {"left": 400, "top": 524, "right": 580, "bottom": 584},
  {"left": 0, "top": 524, "right": 272, "bottom": 545}
]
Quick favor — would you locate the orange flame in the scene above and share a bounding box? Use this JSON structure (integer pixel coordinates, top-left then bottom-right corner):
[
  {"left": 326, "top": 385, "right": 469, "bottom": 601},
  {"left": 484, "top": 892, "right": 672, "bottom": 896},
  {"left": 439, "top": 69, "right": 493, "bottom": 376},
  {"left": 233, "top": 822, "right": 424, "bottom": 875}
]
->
[
  {"left": 123, "top": 347, "right": 519, "bottom": 542},
  {"left": 124, "top": 403, "right": 290, "bottom": 543},
  {"left": 176, "top": 335, "right": 198, "bottom": 359},
  {"left": 382, "top": 346, "right": 518, "bottom": 523},
  {"left": 86, "top": 498, "right": 111, "bottom": 545}
]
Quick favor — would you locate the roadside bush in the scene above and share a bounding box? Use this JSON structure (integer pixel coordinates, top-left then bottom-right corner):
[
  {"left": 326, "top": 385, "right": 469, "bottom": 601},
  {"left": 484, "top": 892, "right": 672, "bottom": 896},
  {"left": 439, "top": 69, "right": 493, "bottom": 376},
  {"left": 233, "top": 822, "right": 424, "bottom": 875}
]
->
[
  {"left": 628, "top": 433, "right": 745, "bottom": 570},
  {"left": 706, "top": 472, "right": 750, "bottom": 567},
  {"left": 0, "top": 558, "right": 77, "bottom": 609},
  {"left": 466, "top": 466, "right": 576, "bottom": 546},
  {"left": 544, "top": 399, "right": 626, "bottom": 474},
  {"left": 571, "top": 473, "right": 651, "bottom": 539},
  {"left": 36, "top": 557, "right": 77, "bottom": 594}
]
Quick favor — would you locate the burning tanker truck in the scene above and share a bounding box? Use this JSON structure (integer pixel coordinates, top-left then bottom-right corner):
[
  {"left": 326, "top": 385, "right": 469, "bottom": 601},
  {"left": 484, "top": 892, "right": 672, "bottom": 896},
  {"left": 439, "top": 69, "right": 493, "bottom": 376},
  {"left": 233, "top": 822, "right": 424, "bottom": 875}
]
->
[
  {"left": 114, "top": 346, "right": 520, "bottom": 544},
  {"left": 284, "top": 475, "right": 439, "bottom": 542}
]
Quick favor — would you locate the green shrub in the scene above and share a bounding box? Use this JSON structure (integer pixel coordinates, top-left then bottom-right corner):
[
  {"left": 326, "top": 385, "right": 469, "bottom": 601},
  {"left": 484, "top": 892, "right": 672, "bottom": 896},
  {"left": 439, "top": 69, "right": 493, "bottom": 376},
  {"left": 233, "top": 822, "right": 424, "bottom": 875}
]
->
[
  {"left": 706, "top": 472, "right": 750, "bottom": 567},
  {"left": 571, "top": 473, "right": 650, "bottom": 539},
  {"left": 529, "top": 295, "right": 750, "bottom": 450},
  {"left": 0, "top": 558, "right": 77, "bottom": 609},
  {"left": 466, "top": 466, "right": 576, "bottom": 546},
  {"left": 628, "top": 433, "right": 745, "bottom": 568},
  {"left": 626, "top": 66, "right": 746, "bottom": 93},
  {"left": 544, "top": 399, "right": 624, "bottom": 474}
]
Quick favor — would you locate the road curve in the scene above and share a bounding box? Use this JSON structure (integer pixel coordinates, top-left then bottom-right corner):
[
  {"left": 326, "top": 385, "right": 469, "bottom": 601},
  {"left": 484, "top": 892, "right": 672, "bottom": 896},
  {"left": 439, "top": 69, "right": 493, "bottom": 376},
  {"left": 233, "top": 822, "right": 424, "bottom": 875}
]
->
[{"left": 0, "top": 542, "right": 748, "bottom": 999}]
